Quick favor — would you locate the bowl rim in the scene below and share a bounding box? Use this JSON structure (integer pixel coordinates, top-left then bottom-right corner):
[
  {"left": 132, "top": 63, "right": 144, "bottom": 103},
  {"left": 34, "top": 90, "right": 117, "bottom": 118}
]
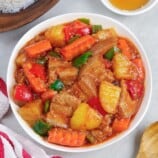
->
[
  {"left": 100, "top": 0, "right": 158, "bottom": 16},
  {"left": 7, "top": 12, "right": 152, "bottom": 152}
]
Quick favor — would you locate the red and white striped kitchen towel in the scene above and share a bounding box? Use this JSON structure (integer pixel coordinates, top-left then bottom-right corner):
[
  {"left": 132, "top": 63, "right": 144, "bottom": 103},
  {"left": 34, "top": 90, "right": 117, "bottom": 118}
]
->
[{"left": 0, "top": 78, "right": 62, "bottom": 158}]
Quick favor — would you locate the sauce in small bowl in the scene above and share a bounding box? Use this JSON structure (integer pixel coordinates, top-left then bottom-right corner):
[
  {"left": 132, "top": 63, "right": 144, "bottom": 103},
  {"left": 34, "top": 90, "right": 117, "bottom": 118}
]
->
[
  {"left": 109, "top": 0, "right": 149, "bottom": 10},
  {"left": 100, "top": 0, "right": 157, "bottom": 16}
]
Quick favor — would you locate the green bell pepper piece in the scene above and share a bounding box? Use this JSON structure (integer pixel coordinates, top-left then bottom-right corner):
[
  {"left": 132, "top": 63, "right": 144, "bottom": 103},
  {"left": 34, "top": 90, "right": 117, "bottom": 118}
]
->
[
  {"left": 68, "top": 35, "right": 80, "bottom": 44},
  {"left": 44, "top": 100, "right": 50, "bottom": 113},
  {"left": 49, "top": 51, "right": 61, "bottom": 58},
  {"left": 50, "top": 79, "right": 64, "bottom": 91},
  {"left": 92, "top": 25, "right": 102, "bottom": 33},
  {"left": 36, "top": 57, "right": 47, "bottom": 65},
  {"left": 72, "top": 51, "right": 92, "bottom": 68},
  {"left": 33, "top": 120, "right": 51, "bottom": 136},
  {"left": 104, "top": 46, "right": 120, "bottom": 60},
  {"left": 78, "top": 18, "right": 90, "bottom": 25}
]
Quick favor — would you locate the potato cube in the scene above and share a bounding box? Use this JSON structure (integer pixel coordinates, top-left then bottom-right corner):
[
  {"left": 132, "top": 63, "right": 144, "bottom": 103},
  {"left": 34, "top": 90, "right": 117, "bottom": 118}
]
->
[
  {"left": 70, "top": 103, "right": 88, "bottom": 130},
  {"left": 18, "top": 99, "right": 43, "bottom": 126},
  {"left": 45, "top": 24, "right": 65, "bottom": 47},
  {"left": 70, "top": 103, "right": 102, "bottom": 130},
  {"left": 99, "top": 81, "right": 121, "bottom": 114},
  {"left": 112, "top": 53, "right": 138, "bottom": 80},
  {"left": 86, "top": 107, "right": 102, "bottom": 130}
]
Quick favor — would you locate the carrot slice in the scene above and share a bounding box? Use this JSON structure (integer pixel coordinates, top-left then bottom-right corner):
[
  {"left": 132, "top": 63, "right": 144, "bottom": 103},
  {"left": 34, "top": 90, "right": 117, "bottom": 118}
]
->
[
  {"left": 48, "top": 128, "right": 86, "bottom": 147},
  {"left": 60, "top": 35, "right": 96, "bottom": 61},
  {"left": 112, "top": 118, "right": 130, "bottom": 132},
  {"left": 23, "top": 62, "right": 46, "bottom": 93},
  {"left": 41, "top": 89, "right": 56, "bottom": 101},
  {"left": 132, "top": 58, "right": 145, "bottom": 81},
  {"left": 25, "top": 40, "right": 52, "bottom": 58},
  {"left": 118, "top": 38, "right": 132, "bottom": 60}
]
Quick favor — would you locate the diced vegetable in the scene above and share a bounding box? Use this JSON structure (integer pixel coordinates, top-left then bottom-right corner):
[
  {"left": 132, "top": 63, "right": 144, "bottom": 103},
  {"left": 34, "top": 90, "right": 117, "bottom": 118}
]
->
[
  {"left": 41, "top": 89, "right": 56, "bottom": 101},
  {"left": 48, "top": 128, "right": 86, "bottom": 147},
  {"left": 104, "top": 58, "right": 112, "bottom": 69},
  {"left": 15, "top": 53, "right": 26, "bottom": 66},
  {"left": 112, "top": 53, "right": 138, "bottom": 80},
  {"left": 36, "top": 57, "right": 47, "bottom": 65},
  {"left": 99, "top": 81, "right": 121, "bottom": 114},
  {"left": 86, "top": 134, "right": 96, "bottom": 144},
  {"left": 33, "top": 120, "right": 51, "bottom": 136},
  {"left": 104, "top": 47, "right": 115, "bottom": 60},
  {"left": 92, "top": 25, "right": 102, "bottom": 33},
  {"left": 29, "top": 63, "right": 46, "bottom": 81},
  {"left": 78, "top": 18, "right": 90, "bottom": 24},
  {"left": 70, "top": 103, "right": 102, "bottom": 130},
  {"left": 18, "top": 99, "right": 43, "bottom": 126},
  {"left": 44, "top": 100, "right": 50, "bottom": 113},
  {"left": 118, "top": 38, "right": 132, "bottom": 60},
  {"left": 126, "top": 80, "right": 144, "bottom": 100},
  {"left": 87, "top": 97, "right": 106, "bottom": 116},
  {"left": 25, "top": 40, "right": 52, "bottom": 58},
  {"left": 60, "top": 35, "right": 96, "bottom": 61},
  {"left": 112, "top": 118, "right": 130, "bottom": 132},
  {"left": 64, "top": 20, "right": 91, "bottom": 42},
  {"left": 68, "top": 35, "right": 80, "bottom": 44},
  {"left": 132, "top": 58, "right": 145, "bottom": 81},
  {"left": 13, "top": 84, "right": 33, "bottom": 102},
  {"left": 45, "top": 24, "right": 65, "bottom": 47},
  {"left": 86, "top": 106, "right": 103, "bottom": 130},
  {"left": 93, "top": 28, "right": 117, "bottom": 41},
  {"left": 49, "top": 51, "right": 61, "bottom": 58},
  {"left": 23, "top": 62, "right": 46, "bottom": 93},
  {"left": 49, "top": 79, "right": 64, "bottom": 91},
  {"left": 72, "top": 51, "right": 92, "bottom": 68},
  {"left": 104, "top": 46, "right": 120, "bottom": 60},
  {"left": 70, "top": 103, "right": 88, "bottom": 130}
]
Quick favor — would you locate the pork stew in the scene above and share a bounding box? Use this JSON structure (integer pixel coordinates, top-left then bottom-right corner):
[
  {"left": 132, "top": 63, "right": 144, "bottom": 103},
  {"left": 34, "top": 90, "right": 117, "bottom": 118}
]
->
[{"left": 12, "top": 18, "right": 145, "bottom": 147}]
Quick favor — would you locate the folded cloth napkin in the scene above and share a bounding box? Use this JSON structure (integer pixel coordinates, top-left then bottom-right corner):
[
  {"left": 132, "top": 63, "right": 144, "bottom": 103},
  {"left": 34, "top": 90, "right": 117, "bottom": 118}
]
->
[
  {"left": 0, "top": 124, "right": 62, "bottom": 158},
  {"left": 0, "top": 78, "right": 62, "bottom": 158},
  {"left": 0, "top": 78, "right": 9, "bottom": 120}
]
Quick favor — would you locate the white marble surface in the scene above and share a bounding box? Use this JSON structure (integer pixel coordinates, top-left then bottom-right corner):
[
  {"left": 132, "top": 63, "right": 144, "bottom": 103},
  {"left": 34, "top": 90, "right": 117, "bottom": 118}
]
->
[{"left": 0, "top": 0, "right": 158, "bottom": 157}]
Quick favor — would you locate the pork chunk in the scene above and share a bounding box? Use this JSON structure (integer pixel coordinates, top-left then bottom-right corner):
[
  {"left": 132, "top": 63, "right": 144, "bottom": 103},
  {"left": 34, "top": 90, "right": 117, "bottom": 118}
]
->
[
  {"left": 118, "top": 80, "right": 139, "bottom": 118},
  {"left": 80, "top": 56, "right": 115, "bottom": 84}
]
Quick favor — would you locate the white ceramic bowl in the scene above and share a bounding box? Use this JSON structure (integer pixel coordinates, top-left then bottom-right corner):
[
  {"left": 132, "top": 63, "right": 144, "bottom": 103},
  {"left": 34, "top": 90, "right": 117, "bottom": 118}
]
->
[
  {"left": 7, "top": 13, "right": 152, "bottom": 152},
  {"left": 100, "top": 0, "right": 158, "bottom": 16}
]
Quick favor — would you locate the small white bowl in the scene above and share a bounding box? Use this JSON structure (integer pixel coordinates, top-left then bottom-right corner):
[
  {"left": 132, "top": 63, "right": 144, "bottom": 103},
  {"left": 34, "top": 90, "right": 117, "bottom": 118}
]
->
[
  {"left": 7, "top": 13, "right": 152, "bottom": 152},
  {"left": 100, "top": 0, "right": 158, "bottom": 16}
]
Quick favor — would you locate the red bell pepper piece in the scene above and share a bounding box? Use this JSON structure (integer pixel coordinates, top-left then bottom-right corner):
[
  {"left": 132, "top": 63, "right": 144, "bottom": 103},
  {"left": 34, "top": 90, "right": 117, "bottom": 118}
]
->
[
  {"left": 126, "top": 80, "right": 144, "bottom": 100},
  {"left": 29, "top": 63, "right": 46, "bottom": 81},
  {"left": 104, "top": 58, "right": 112, "bottom": 69},
  {"left": 87, "top": 97, "right": 106, "bottom": 116},
  {"left": 14, "top": 84, "right": 33, "bottom": 102},
  {"left": 64, "top": 20, "right": 91, "bottom": 42}
]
